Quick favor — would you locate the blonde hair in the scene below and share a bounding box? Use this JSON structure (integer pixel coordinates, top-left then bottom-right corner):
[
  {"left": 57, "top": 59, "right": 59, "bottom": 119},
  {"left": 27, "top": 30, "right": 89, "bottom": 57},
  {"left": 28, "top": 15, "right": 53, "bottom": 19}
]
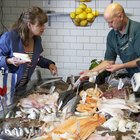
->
[{"left": 12, "top": 7, "right": 48, "bottom": 46}]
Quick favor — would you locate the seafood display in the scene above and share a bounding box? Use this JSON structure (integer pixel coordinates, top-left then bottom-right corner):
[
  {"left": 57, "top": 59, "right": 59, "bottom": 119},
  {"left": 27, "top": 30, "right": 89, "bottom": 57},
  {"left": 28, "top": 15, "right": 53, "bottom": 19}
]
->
[
  {"left": 0, "top": 117, "right": 45, "bottom": 138},
  {"left": 101, "top": 87, "right": 131, "bottom": 99},
  {"left": 33, "top": 114, "right": 106, "bottom": 140},
  {"left": 0, "top": 78, "right": 70, "bottom": 139},
  {"left": 75, "top": 86, "right": 102, "bottom": 115},
  {"left": 0, "top": 75, "right": 140, "bottom": 140},
  {"left": 87, "top": 134, "right": 116, "bottom": 140},
  {"left": 18, "top": 92, "right": 59, "bottom": 109}
]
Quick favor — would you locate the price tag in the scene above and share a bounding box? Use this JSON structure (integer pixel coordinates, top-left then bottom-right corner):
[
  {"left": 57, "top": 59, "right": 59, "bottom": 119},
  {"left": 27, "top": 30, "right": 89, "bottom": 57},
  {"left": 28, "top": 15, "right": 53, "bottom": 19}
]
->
[{"left": 81, "top": 91, "right": 87, "bottom": 104}]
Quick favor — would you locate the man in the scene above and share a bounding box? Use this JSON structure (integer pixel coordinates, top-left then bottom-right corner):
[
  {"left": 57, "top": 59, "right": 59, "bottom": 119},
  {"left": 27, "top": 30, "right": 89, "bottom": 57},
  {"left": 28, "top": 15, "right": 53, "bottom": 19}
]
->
[{"left": 81, "top": 2, "right": 140, "bottom": 78}]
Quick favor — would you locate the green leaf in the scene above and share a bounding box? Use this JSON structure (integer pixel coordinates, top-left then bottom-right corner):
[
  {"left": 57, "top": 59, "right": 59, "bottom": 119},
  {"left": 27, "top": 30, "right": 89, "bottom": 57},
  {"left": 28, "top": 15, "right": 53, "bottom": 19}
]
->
[{"left": 89, "top": 59, "right": 102, "bottom": 70}]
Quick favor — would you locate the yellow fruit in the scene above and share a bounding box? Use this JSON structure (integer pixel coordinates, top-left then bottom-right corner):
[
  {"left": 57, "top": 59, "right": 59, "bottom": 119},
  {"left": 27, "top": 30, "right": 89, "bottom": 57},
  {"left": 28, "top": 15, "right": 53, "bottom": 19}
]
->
[
  {"left": 88, "top": 17, "right": 95, "bottom": 23},
  {"left": 80, "top": 20, "right": 88, "bottom": 26},
  {"left": 78, "top": 13, "right": 87, "bottom": 20},
  {"left": 70, "top": 12, "right": 76, "bottom": 19},
  {"left": 80, "top": 0, "right": 91, "bottom": 2},
  {"left": 85, "top": 7, "right": 92, "bottom": 13},
  {"left": 75, "top": 8, "right": 83, "bottom": 15},
  {"left": 82, "top": 11, "right": 87, "bottom": 15},
  {"left": 79, "top": 3, "right": 87, "bottom": 10},
  {"left": 92, "top": 10, "right": 99, "bottom": 17},
  {"left": 75, "top": 15, "right": 81, "bottom": 23},
  {"left": 87, "top": 13, "right": 94, "bottom": 20},
  {"left": 73, "top": 19, "right": 80, "bottom": 26}
]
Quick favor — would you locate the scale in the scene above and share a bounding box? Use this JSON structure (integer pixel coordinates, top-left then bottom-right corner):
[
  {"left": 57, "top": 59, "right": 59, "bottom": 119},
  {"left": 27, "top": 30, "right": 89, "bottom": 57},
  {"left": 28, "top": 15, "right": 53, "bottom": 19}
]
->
[{"left": 131, "top": 72, "right": 140, "bottom": 92}]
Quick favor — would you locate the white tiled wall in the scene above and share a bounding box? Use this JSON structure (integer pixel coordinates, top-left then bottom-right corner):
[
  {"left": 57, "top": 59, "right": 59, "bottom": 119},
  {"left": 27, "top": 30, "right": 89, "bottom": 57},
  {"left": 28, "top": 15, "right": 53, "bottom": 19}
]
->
[{"left": 1, "top": 0, "right": 140, "bottom": 80}]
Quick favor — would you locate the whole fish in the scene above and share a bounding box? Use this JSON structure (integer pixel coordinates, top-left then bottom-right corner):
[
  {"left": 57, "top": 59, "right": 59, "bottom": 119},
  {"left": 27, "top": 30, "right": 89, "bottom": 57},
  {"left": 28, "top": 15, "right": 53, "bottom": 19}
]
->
[
  {"left": 58, "top": 89, "right": 76, "bottom": 110},
  {"left": 0, "top": 134, "right": 25, "bottom": 140},
  {"left": 62, "top": 95, "right": 81, "bottom": 113}
]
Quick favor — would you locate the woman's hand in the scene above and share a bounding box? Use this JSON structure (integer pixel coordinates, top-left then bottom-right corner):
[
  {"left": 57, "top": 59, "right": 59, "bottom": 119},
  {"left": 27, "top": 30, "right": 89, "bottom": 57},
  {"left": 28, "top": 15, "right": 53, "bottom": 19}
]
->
[
  {"left": 6, "top": 57, "right": 27, "bottom": 67},
  {"left": 49, "top": 64, "right": 58, "bottom": 76}
]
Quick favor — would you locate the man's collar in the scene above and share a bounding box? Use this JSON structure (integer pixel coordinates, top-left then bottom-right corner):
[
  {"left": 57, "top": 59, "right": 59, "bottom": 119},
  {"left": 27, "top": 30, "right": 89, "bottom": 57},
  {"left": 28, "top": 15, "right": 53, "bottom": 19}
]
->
[
  {"left": 115, "top": 18, "right": 130, "bottom": 36},
  {"left": 124, "top": 18, "right": 130, "bottom": 35}
]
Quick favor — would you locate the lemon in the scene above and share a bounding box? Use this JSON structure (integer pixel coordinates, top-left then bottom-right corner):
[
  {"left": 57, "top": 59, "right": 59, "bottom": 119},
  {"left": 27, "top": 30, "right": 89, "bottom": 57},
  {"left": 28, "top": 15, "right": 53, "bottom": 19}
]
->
[
  {"left": 82, "top": 11, "right": 87, "bottom": 15},
  {"left": 80, "top": 20, "right": 88, "bottom": 26},
  {"left": 73, "top": 19, "right": 80, "bottom": 26},
  {"left": 78, "top": 13, "right": 87, "bottom": 20},
  {"left": 80, "top": 0, "right": 91, "bottom": 2},
  {"left": 79, "top": 3, "right": 87, "bottom": 10},
  {"left": 75, "top": 15, "right": 81, "bottom": 23},
  {"left": 85, "top": 7, "right": 92, "bottom": 13},
  {"left": 87, "top": 13, "right": 94, "bottom": 20},
  {"left": 75, "top": 8, "right": 83, "bottom": 15},
  {"left": 70, "top": 12, "right": 76, "bottom": 19},
  {"left": 88, "top": 17, "right": 95, "bottom": 23},
  {"left": 92, "top": 10, "right": 99, "bottom": 17}
]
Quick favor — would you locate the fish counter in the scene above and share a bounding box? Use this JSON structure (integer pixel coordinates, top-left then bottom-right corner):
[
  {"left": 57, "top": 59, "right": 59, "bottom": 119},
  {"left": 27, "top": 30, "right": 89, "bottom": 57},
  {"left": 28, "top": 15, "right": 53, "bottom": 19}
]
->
[{"left": 0, "top": 73, "right": 140, "bottom": 140}]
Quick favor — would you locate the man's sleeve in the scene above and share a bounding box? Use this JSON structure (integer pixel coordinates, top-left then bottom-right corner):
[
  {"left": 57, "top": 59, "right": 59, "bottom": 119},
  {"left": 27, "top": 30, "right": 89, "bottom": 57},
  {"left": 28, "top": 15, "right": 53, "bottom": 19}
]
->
[
  {"left": 104, "top": 32, "right": 117, "bottom": 61},
  {"left": 133, "top": 29, "right": 140, "bottom": 57}
]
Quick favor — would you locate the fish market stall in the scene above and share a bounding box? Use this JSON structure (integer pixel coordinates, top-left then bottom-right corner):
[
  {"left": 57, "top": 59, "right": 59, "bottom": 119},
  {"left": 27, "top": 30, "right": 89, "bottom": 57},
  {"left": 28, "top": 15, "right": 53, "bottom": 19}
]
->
[
  {"left": 0, "top": 75, "right": 71, "bottom": 139},
  {"left": 1, "top": 71, "right": 140, "bottom": 140}
]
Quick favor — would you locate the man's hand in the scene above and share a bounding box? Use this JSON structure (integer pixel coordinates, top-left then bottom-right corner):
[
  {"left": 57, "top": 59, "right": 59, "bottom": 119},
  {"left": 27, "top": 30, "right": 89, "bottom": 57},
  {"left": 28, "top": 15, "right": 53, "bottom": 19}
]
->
[
  {"left": 79, "top": 70, "right": 98, "bottom": 82},
  {"left": 106, "top": 64, "right": 122, "bottom": 72},
  {"left": 49, "top": 64, "right": 58, "bottom": 76}
]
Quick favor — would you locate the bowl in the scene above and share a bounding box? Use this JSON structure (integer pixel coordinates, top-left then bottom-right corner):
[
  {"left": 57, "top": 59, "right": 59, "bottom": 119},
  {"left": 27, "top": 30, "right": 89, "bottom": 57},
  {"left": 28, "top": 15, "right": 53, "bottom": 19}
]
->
[{"left": 70, "top": 3, "right": 99, "bottom": 27}]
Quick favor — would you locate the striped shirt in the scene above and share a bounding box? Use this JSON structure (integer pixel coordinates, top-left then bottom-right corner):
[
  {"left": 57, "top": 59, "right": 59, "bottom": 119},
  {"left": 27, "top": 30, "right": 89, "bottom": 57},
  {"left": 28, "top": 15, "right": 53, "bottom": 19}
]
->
[{"left": 17, "top": 52, "right": 33, "bottom": 88}]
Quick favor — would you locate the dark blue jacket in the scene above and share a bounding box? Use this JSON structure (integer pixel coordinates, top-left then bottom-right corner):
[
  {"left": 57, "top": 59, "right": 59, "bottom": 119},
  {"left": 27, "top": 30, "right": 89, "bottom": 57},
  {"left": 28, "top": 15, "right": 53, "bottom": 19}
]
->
[{"left": 0, "top": 30, "right": 55, "bottom": 87}]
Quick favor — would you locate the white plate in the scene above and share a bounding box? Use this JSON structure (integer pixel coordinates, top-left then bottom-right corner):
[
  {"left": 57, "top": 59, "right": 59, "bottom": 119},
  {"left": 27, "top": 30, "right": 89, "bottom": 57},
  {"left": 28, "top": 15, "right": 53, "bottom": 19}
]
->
[{"left": 13, "top": 52, "right": 31, "bottom": 62}]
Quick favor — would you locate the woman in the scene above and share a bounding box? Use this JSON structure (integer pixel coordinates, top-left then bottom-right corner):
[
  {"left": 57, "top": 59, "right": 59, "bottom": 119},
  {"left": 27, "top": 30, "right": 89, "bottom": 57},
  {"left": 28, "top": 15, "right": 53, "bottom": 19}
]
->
[{"left": 0, "top": 7, "right": 58, "bottom": 96}]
